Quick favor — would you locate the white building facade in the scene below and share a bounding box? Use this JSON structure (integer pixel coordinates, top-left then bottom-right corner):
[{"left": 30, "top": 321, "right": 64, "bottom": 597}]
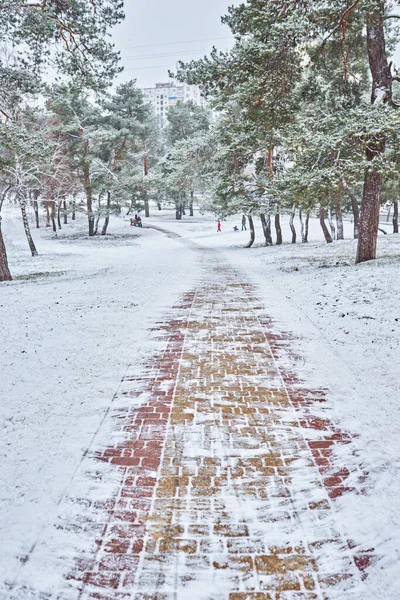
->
[{"left": 141, "top": 82, "right": 206, "bottom": 125}]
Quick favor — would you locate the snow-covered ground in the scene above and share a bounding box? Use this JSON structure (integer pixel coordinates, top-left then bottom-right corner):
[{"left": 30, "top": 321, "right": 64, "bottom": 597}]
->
[
  {"left": 0, "top": 207, "right": 198, "bottom": 592},
  {"left": 1, "top": 204, "right": 399, "bottom": 598}
]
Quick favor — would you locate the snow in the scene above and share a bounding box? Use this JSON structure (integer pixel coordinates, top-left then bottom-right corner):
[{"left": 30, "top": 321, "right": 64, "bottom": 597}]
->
[
  {"left": 1, "top": 204, "right": 399, "bottom": 598},
  {"left": 0, "top": 206, "right": 198, "bottom": 593}
]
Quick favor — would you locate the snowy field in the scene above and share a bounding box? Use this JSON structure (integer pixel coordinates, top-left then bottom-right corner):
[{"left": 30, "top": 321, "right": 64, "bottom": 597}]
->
[{"left": 1, "top": 204, "right": 399, "bottom": 598}]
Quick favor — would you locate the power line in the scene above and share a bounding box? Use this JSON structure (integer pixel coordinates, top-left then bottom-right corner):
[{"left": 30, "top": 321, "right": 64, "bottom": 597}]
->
[
  {"left": 123, "top": 64, "right": 178, "bottom": 72},
  {"left": 120, "top": 36, "right": 232, "bottom": 51},
  {"left": 123, "top": 48, "right": 215, "bottom": 61}
]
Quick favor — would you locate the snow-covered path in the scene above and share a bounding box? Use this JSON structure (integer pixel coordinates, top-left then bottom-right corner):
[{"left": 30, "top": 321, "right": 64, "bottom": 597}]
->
[{"left": 1, "top": 211, "right": 400, "bottom": 599}]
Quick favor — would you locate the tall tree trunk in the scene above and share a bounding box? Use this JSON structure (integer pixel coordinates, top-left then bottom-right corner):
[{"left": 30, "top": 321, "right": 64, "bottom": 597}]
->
[
  {"left": 20, "top": 198, "right": 38, "bottom": 256},
  {"left": 50, "top": 201, "right": 57, "bottom": 234},
  {"left": 356, "top": 6, "right": 392, "bottom": 263},
  {"left": 393, "top": 201, "right": 398, "bottom": 233},
  {"left": 94, "top": 194, "right": 102, "bottom": 235},
  {"left": 336, "top": 193, "right": 344, "bottom": 240},
  {"left": 33, "top": 191, "right": 40, "bottom": 228},
  {"left": 0, "top": 219, "right": 12, "bottom": 281},
  {"left": 63, "top": 199, "right": 68, "bottom": 225},
  {"left": 245, "top": 214, "right": 255, "bottom": 248},
  {"left": 181, "top": 203, "right": 186, "bottom": 216},
  {"left": 299, "top": 209, "right": 309, "bottom": 243},
  {"left": 72, "top": 197, "right": 76, "bottom": 221},
  {"left": 190, "top": 191, "right": 194, "bottom": 216},
  {"left": 275, "top": 212, "right": 282, "bottom": 245},
  {"left": 101, "top": 191, "right": 111, "bottom": 236},
  {"left": 327, "top": 207, "right": 336, "bottom": 240},
  {"left": 320, "top": 207, "right": 333, "bottom": 243},
  {"left": 83, "top": 156, "right": 95, "bottom": 236},
  {"left": 57, "top": 201, "right": 62, "bottom": 230},
  {"left": 45, "top": 202, "right": 51, "bottom": 227},
  {"left": 260, "top": 213, "right": 273, "bottom": 246},
  {"left": 157, "top": 201, "right": 162, "bottom": 211},
  {"left": 175, "top": 202, "right": 182, "bottom": 220},
  {"left": 344, "top": 187, "right": 360, "bottom": 239},
  {"left": 289, "top": 203, "right": 297, "bottom": 244},
  {"left": 0, "top": 186, "right": 12, "bottom": 280}
]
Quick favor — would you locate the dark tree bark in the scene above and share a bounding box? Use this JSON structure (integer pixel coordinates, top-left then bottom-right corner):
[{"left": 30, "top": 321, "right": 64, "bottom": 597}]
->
[
  {"left": 356, "top": 5, "right": 392, "bottom": 263},
  {"left": 393, "top": 201, "right": 399, "bottom": 233},
  {"left": 299, "top": 209, "right": 309, "bottom": 243},
  {"left": 344, "top": 186, "right": 360, "bottom": 239},
  {"left": 289, "top": 203, "right": 297, "bottom": 244},
  {"left": 50, "top": 201, "right": 57, "bottom": 234},
  {"left": 57, "top": 201, "right": 62, "bottom": 230},
  {"left": 181, "top": 203, "right": 186, "bottom": 216},
  {"left": 20, "top": 198, "right": 38, "bottom": 256},
  {"left": 327, "top": 208, "right": 336, "bottom": 240},
  {"left": 260, "top": 213, "right": 273, "bottom": 246},
  {"left": 190, "top": 191, "right": 194, "bottom": 216},
  {"left": 72, "top": 198, "right": 76, "bottom": 221},
  {"left": 320, "top": 208, "right": 333, "bottom": 243},
  {"left": 63, "top": 199, "right": 68, "bottom": 225},
  {"left": 245, "top": 214, "right": 255, "bottom": 248},
  {"left": 0, "top": 219, "right": 12, "bottom": 281},
  {"left": 0, "top": 185, "right": 12, "bottom": 281},
  {"left": 82, "top": 153, "right": 95, "bottom": 236},
  {"left": 157, "top": 201, "right": 162, "bottom": 211},
  {"left": 45, "top": 202, "right": 51, "bottom": 227},
  {"left": 275, "top": 213, "right": 282, "bottom": 245},
  {"left": 33, "top": 191, "right": 40, "bottom": 228},
  {"left": 175, "top": 203, "right": 182, "bottom": 220},
  {"left": 101, "top": 191, "right": 111, "bottom": 236}
]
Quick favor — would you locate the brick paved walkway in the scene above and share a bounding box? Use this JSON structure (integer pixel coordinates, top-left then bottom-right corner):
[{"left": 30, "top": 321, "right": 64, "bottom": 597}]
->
[{"left": 9, "top": 260, "right": 372, "bottom": 600}]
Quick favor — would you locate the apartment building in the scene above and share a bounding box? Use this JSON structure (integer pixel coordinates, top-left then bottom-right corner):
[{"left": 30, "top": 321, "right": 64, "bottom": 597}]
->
[{"left": 141, "top": 82, "right": 206, "bottom": 124}]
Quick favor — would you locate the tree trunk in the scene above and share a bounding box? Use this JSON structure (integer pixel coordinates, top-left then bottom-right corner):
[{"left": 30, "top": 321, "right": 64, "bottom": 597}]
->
[
  {"left": 356, "top": 6, "right": 392, "bottom": 263},
  {"left": 63, "top": 199, "right": 68, "bottom": 225},
  {"left": 393, "top": 201, "right": 398, "bottom": 233},
  {"left": 175, "top": 203, "right": 182, "bottom": 220},
  {"left": 260, "top": 213, "right": 273, "bottom": 246},
  {"left": 45, "top": 202, "right": 51, "bottom": 227},
  {"left": 72, "top": 198, "right": 76, "bottom": 221},
  {"left": 57, "top": 201, "right": 62, "bottom": 230},
  {"left": 336, "top": 194, "right": 344, "bottom": 240},
  {"left": 299, "top": 209, "right": 309, "bottom": 243},
  {"left": 33, "top": 191, "right": 40, "bottom": 228},
  {"left": 101, "top": 191, "right": 111, "bottom": 236},
  {"left": 144, "top": 194, "right": 150, "bottom": 218},
  {"left": 83, "top": 157, "right": 95, "bottom": 236},
  {"left": 275, "top": 213, "right": 282, "bottom": 245},
  {"left": 50, "top": 201, "right": 57, "bottom": 234},
  {"left": 0, "top": 217, "right": 12, "bottom": 281},
  {"left": 327, "top": 207, "right": 336, "bottom": 240},
  {"left": 190, "top": 191, "right": 194, "bottom": 216},
  {"left": 181, "top": 203, "right": 186, "bottom": 216},
  {"left": 157, "top": 201, "right": 162, "bottom": 211},
  {"left": 320, "top": 208, "right": 333, "bottom": 243},
  {"left": 20, "top": 199, "right": 38, "bottom": 256},
  {"left": 245, "top": 214, "right": 255, "bottom": 248},
  {"left": 289, "top": 203, "right": 297, "bottom": 244},
  {"left": 344, "top": 187, "right": 359, "bottom": 239}
]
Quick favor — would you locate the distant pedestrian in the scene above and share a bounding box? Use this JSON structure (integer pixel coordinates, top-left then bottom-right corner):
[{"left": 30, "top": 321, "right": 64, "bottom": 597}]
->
[
  {"left": 241, "top": 215, "right": 247, "bottom": 231},
  {"left": 217, "top": 219, "right": 221, "bottom": 232}
]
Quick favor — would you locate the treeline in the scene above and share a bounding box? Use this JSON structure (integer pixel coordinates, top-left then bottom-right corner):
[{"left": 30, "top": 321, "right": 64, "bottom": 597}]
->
[{"left": 166, "top": 0, "right": 400, "bottom": 262}]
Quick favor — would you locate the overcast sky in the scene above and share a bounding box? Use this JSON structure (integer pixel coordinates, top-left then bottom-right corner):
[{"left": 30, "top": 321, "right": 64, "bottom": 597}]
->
[
  {"left": 112, "top": 1, "right": 400, "bottom": 90},
  {"left": 111, "top": 0, "right": 238, "bottom": 88}
]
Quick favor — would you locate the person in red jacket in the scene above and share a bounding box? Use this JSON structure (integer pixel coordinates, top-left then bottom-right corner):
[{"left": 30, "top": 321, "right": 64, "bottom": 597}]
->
[{"left": 217, "top": 219, "right": 221, "bottom": 232}]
